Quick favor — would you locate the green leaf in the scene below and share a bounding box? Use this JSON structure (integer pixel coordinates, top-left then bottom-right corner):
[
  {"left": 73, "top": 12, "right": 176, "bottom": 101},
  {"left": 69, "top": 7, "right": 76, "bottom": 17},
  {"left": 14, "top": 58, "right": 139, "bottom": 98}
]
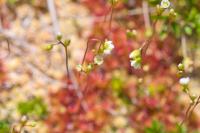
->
[
  {"left": 175, "top": 124, "right": 187, "bottom": 133},
  {"left": 17, "top": 97, "right": 48, "bottom": 119},
  {"left": 184, "top": 26, "right": 193, "bottom": 36},
  {"left": 0, "top": 121, "right": 10, "bottom": 133},
  {"left": 145, "top": 120, "right": 166, "bottom": 133},
  {"left": 171, "top": 23, "right": 181, "bottom": 38},
  {"left": 7, "top": 0, "right": 17, "bottom": 5},
  {"left": 187, "top": 8, "right": 198, "bottom": 21},
  {"left": 110, "top": 77, "right": 123, "bottom": 93}
]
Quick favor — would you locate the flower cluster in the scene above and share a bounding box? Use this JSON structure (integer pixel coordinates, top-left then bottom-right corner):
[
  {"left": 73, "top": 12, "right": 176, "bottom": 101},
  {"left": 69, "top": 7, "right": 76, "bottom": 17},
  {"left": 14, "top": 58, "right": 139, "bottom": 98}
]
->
[
  {"left": 76, "top": 40, "right": 114, "bottom": 73},
  {"left": 76, "top": 63, "right": 94, "bottom": 73},
  {"left": 128, "top": 0, "right": 174, "bottom": 70},
  {"left": 99, "top": 40, "right": 115, "bottom": 55},
  {"left": 177, "top": 63, "right": 196, "bottom": 103},
  {"left": 129, "top": 49, "right": 142, "bottom": 69}
]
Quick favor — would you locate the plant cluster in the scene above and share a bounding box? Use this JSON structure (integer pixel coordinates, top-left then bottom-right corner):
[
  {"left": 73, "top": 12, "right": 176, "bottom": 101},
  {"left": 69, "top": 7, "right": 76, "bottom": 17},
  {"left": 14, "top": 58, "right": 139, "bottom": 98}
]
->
[
  {"left": 0, "top": 0, "right": 200, "bottom": 132},
  {"left": 46, "top": 0, "right": 200, "bottom": 132}
]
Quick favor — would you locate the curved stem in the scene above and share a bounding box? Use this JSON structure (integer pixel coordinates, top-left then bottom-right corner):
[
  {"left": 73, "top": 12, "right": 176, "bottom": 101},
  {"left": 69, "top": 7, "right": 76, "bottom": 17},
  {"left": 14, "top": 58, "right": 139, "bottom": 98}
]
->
[
  {"left": 59, "top": 41, "right": 70, "bottom": 78},
  {"left": 180, "top": 103, "right": 193, "bottom": 126},
  {"left": 187, "top": 96, "right": 200, "bottom": 118},
  {"left": 180, "top": 95, "right": 200, "bottom": 126},
  {"left": 64, "top": 46, "right": 70, "bottom": 79},
  {"left": 81, "top": 39, "right": 90, "bottom": 66},
  {"left": 81, "top": 38, "right": 101, "bottom": 66}
]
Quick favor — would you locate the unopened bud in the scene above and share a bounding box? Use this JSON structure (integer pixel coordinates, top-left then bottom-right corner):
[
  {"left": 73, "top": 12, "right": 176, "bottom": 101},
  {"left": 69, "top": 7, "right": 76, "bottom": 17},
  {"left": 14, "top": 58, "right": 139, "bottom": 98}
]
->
[{"left": 56, "top": 33, "right": 62, "bottom": 41}]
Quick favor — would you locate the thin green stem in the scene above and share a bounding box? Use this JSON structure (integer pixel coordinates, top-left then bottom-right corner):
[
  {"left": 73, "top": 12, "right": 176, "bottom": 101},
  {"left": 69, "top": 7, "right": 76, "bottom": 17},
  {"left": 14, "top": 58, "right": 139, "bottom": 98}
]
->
[
  {"left": 64, "top": 46, "right": 70, "bottom": 79},
  {"left": 59, "top": 41, "right": 70, "bottom": 78}
]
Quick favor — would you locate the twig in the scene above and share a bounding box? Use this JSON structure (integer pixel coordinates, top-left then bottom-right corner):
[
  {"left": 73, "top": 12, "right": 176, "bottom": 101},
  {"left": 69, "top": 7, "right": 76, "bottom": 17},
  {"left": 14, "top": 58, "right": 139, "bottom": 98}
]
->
[
  {"left": 5, "top": 38, "right": 10, "bottom": 55},
  {"left": 69, "top": 70, "right": 88, "bottom": 111},
  {"left": 109, "top": 5, "right": 114, "bottom": 31},
  {"left": 141, "top": 18, "right": 158, "bottom": 56},
  {"left": 81, "top": 39, "right": 90, "bottom": 66},
  {"left": 180, "top": 103, "right": 193, "bottom": 126},
  {"left": 47, "top": 0, "right": 88, "bottom": 110},
  {"left": 47, "top": 0, "right": 60, "bottom": 35},
  {"left": 180, "top": 95, "right": 200, "bottom": 126},
  {"left": 81, "top": 38, "right": 101, "bottom": 66},
  {"left": 181, "top": 35, "right": 188, "bottom": 59},
  {"left": 0, "top": 29, "right": 11, "bottom": 56},
  {"left": 64, "top": 45, "right": 70, "bottom": 79},
  {"left": 142, "top": 1, "right": 151, "bottom": 29},
  {"left": 187, "top": 96, "right": 200, "bottom": 119}
]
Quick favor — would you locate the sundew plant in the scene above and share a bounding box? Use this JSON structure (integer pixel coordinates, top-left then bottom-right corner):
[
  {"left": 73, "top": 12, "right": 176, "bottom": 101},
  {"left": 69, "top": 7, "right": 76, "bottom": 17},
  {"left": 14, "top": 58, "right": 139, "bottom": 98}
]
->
[{"left": 1, "top": 0, "right": 200, "bottom": 132}]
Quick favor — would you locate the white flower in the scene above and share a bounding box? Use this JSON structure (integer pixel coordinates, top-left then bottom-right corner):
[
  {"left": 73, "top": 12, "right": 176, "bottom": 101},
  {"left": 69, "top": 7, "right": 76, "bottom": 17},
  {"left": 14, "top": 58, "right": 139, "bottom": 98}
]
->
[
  {"left": 129, "top": 49, "right": 141, "bottom": 59},
  {"left": 94, "top": 55, "right": 104, "bottom": 65},
  {"left": 129, "top": 49, "right": 142, "bottom": 69},
  {"left": 130, "top": 60, "right": 141, "bottom": 69},
  {"left": 179, "top": 77, "right": 190, "bottom": 85},
  {"left": 103, "top": 40, "right": 114, "bottom": 55},
  {"left": 160, "top": 0, "right": 170, "bottom": 9},
  {"left": 76, "top": 64, "right": 83, "bottom": 72}
]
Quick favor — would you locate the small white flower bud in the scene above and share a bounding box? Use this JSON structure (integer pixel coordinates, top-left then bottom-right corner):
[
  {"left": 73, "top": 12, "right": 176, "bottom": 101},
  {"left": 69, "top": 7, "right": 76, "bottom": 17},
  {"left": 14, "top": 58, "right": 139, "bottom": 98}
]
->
[
  {"left": 160, "top": 0, "right": 170, "bottom": 9},
  {"left": 103, "top": 40, "right": 114, "bottom": 55},
  {"left": 76, "top": 64, "right": 83, "bottom": 72},
  {"left": 21, "top": 115, "right": 28, "bottom": 123},
  {"left": 130, "top": 60, "right": 141, "bottom": 69},
  {"left": 179, "top": 77, "right": 190, "bottom": 85},
  {"left": 94, "top": 55, "right": 104, "bottom": 65}
]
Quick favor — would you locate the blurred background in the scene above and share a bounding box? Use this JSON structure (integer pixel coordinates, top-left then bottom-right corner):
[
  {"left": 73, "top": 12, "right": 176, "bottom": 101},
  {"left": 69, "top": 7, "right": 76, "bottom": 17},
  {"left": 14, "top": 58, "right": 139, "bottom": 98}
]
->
[{"left": 0, "top": 0, "right": 200, "bottom": 132}]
